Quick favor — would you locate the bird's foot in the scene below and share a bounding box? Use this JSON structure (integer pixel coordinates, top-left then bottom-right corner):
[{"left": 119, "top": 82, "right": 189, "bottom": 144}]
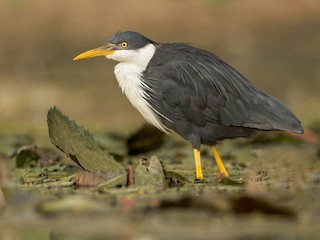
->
[
  {"left": 194, "top": 178, "right": 205, "bottom": 184},
  {"left": 214, "top": 172, "right": 229, "bottom": 180}
]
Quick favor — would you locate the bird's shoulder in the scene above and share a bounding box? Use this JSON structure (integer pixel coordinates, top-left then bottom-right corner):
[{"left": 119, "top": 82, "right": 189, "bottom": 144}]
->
[
  {"left": 144, "top": 42, "right": 252, "bottom": 127},
  {"left": 147, "top": 42, "right": 255, "bottom": 109}
]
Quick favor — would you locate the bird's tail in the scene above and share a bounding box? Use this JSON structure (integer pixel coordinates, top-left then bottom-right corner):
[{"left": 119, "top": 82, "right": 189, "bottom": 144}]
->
[{"left": 244, "top": 93, "right": 304, "bottom": 134}]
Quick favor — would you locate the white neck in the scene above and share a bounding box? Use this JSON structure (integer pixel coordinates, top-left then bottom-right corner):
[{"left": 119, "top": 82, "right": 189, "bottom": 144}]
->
[{"left": 109, "top": 44, "right": 169, "bottom": 133}]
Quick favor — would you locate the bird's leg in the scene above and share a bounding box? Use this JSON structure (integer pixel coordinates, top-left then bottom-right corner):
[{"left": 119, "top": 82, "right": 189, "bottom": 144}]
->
[
  {"left": 193, "top": 148, "right": 204, "bottom": 180},
  {"left": 211, "top": 146, "right": 229, "bottom": 177}
]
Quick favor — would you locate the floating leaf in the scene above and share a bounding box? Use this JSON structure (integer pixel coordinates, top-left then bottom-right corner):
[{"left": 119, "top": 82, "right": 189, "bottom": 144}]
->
[{"left": 47, "top": 107, "right": 126, "bottom": 180}]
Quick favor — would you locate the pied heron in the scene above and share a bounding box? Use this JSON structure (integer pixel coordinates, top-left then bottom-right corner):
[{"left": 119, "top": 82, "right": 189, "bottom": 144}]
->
[{"left": 74, "top": 31, "right": 303, "bottom": 180}]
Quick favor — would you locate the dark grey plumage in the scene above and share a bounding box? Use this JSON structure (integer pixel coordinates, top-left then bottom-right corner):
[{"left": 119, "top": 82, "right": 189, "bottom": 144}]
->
[{"left": 142, "top": 43, "right": 303, "bottom": 149}]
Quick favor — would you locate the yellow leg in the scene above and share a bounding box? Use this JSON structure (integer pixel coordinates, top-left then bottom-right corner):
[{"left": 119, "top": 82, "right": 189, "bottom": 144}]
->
[
  {"left": 193, "top": 148, "right": 204, "bottom": 180},
  {"left": 211, "top": 146, "right": 230, "bottom": 177}
]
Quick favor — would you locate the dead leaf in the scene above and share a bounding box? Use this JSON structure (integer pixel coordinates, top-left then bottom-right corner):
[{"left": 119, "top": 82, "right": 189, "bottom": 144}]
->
[{"left": 73, "top": 172, "right": 106, "bottom": 186}]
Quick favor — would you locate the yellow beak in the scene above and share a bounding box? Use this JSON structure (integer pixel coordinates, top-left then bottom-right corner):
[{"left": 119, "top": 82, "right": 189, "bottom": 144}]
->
[{"left": 73, "top": 45, "right": 115, "bottom": 61}]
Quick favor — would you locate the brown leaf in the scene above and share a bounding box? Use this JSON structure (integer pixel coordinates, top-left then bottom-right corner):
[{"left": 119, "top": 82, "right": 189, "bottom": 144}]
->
[
  {"left": 127, "top": 166, "right": 134, "bottom": 186},
  {"left": 73, "top": 172, "right": 106, "bottom": 187}
]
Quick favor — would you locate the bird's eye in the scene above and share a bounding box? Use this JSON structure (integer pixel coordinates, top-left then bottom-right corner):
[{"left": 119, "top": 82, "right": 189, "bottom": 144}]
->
[{"left": 121, "top": 41, "right": 128, "bottom": 48}]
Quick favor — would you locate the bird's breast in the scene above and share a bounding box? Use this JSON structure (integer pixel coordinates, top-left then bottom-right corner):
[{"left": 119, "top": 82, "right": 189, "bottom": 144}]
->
[{"left": 114, "top": 63, "right": 168, "bottom": 133}]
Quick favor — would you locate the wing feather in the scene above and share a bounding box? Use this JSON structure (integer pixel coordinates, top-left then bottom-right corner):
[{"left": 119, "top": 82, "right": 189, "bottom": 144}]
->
[{"left": 143, "top": 43, "right": 303, "bottom": 134}]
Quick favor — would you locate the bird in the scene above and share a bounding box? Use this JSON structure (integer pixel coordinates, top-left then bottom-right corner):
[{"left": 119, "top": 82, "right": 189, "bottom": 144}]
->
[{"left": 73, "top": 31, "right": 304, "bottom": 180}]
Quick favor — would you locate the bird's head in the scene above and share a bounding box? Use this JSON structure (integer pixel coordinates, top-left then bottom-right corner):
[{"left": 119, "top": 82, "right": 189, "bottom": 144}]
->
[{"left": 73, "top": 31, "right": 156, "bottom": 64}]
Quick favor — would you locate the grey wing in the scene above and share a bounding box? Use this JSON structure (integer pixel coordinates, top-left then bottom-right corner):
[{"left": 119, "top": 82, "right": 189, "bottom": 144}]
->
[{"left": 143, "top": 44, "right": 303, "bottom": 134}]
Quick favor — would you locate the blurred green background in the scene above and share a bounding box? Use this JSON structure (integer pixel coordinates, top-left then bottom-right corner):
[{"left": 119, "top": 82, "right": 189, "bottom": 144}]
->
[{"left": 0, "top": 0, "right": 319, "bottom": 136}]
